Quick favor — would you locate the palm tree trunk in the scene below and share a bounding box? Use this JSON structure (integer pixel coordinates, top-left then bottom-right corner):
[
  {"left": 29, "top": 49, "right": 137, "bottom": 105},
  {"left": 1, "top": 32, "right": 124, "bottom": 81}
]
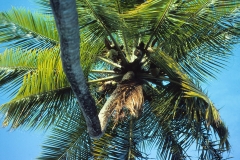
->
[{"left": 50, "top": 0, "right": 102, "bottom": 138}]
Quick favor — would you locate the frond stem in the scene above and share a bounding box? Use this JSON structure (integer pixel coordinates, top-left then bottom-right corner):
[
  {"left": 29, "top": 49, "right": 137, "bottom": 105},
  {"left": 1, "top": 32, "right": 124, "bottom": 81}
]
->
[
  {"left": 3, "top": 17, "right": 59, "bottom": 44},
  {"left": 0, "top": 66, "right": 36, "bottom": 71},
  {"left": 79, "top": 20, "right": 97, "bottom": 29},
  {"left": 90, "top": 70, "right": 118, "bottom": 74},
  {"left": 128, "top": 116, "right": 133, "bottom": 160},
  {"left": 138, "top": 73, "right": 180, "bottom": 85},
  {"left": 7, "top": 86, "right": 72, "bottom": 103},
  {"left": 88, "top": 75, "right": 122, "bottom": 83},
  {"left": 98, "top": 56, "right": 123, "bottom": 68},
  {"left": 115, "top": 0, "right": 131, "bottom": 60},
  {"left": 83, "top": 0, "right": 128, "bottom": 64},
  {"left": 145, "top": 0, "right": 174, "bottom": 50}
]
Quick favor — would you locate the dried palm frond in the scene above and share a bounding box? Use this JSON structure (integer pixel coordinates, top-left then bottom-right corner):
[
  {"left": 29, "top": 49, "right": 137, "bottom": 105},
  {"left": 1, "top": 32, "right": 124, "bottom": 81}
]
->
[
  {"left": 98, "top": 71, "right": 144, "bottom": 133},
  {"left": 110, "top": 81, "right": 144, "bottom": 126}
]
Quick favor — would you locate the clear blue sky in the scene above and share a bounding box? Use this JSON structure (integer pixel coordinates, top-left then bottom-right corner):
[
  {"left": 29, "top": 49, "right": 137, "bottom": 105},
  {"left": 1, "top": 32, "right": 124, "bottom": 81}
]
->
[{"left": 0, "top": 1, "right": 239, "bottom": 160}]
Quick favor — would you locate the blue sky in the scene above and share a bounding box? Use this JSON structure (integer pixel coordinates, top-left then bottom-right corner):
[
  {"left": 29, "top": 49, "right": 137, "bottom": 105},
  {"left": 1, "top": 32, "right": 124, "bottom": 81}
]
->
[{"left": 0, "top": 1, "right": 239, "bottom": 160}]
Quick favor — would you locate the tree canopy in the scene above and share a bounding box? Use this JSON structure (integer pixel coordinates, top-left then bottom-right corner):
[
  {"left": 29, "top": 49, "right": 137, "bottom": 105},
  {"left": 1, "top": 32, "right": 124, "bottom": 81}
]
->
[{"left": 0, "top": 0, "right": 239, "bottom": 159}]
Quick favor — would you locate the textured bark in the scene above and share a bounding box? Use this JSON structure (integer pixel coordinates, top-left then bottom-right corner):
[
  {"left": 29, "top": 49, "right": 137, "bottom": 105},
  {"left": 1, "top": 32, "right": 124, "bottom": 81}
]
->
[{"left": 50, "top": 0, "right": 102, "bottom": 138}]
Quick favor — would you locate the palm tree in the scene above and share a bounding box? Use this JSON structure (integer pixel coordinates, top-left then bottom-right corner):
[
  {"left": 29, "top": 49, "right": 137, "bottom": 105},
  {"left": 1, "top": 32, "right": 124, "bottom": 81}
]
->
[{"left": 0, "top": 0, "right": 239, "bottom": 159}]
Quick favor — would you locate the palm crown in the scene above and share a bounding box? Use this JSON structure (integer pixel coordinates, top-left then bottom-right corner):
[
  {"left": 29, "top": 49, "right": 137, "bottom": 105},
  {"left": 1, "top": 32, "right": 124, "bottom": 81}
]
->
[{"left": 0, "top": 0, "right": 239, "bottom": 159}]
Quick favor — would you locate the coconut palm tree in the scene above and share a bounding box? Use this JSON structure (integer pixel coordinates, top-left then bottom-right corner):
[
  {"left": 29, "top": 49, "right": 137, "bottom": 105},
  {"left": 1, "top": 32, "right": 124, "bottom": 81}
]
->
[{"left": 0, "top": 0, "right": 239, "bottom": 159}]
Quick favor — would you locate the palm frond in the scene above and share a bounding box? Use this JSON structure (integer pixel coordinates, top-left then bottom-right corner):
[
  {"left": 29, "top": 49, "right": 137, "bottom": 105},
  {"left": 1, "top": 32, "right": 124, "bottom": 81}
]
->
[
  {"left": 93, "top": 103, "right": 156, "bottom": 159},
  {"left": 98, "top": 77, "right": 144, "bottom": 134},
  {"left": 148, "top": 84, "right": 229, "bottom": 159},
  {"left": 0, "top": 48, "right": 37, "bottom": 96},
  {"left": 154, "top": 123, "right": 188, "bottom": 160},
  {"left": 142, "top": 48, "right": 230, "bottom": 158},
  {"left": 118, "top": 0, "right": 146, "bottom": 12},
  {"left": 88, "top": 58, "right": 124, "bottom": 84},
  {"left": 149, "top": 44, "right": 229, "bottom": 83},
  {"left": 38, "top": 107, "right": 93, "bottom": 160},
  {"left": 193, "top": 120, "right": 229, "bottom": 160},
  {"left": 0, "top": 47, "right": 72, "bottom": 129},
  {"left": 157, "top": 0, "right": 240, "bottom": 60},
  {"left": 139, "top": 100, "right": 189, "bottom": 160},
  {"left": 1, "top": 87, "right": 73, "bottom": 130},
  {"left": 158, "top": 1, "right": 239, "bottom": 55},
  {"left": 77, "top": 0, "right": 121, "bottom": 42},
  {"left": 0, "top": 0, "right": 238, "bottom": 159},
  {"left": 33, "top": 0, "right": 52, "bottom": 14},
  {"left": 0, "top": 38, "right": 100, "bottom": 129},
  {"left": 79, "top": 39, "right": 104, "bottom": 77},
  {"left": 11, "top": 48, "right": 67, "bottom": 102},
  {"left": 148, "top": 49, "right": 226, "bottom": 139},
  {"left": 211, "top": 121, "right": 230, "bottom": 150},
  {"left": 0, "top": 8, "right": 58, "bottom": 49},
  {"left": 76, "top": 0, "right": 131, "bottom": 63},
  {"left": 121, "top": 0, "right": 239, "bottom": 61}
]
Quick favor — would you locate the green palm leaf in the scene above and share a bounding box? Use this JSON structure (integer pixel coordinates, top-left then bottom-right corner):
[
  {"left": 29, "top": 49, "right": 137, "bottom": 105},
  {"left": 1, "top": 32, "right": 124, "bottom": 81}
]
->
[
  {"left": 0, "top": 0, "right": 239, "bottom": 159},
  {"left": 148, "top": 84, "right": 229, "bottom": 159},
  {"left": 0, "top": 8, "right": 58, "bottom": 49},
  {"left": 142, "top": 48, "right": 230, "bottom": 158},
  {"left": 0, "top": 47, "right": 72, "bottom": 129},
  {"left": 77, "top": 0, "right": 128, "bottom": 61},
  {"left": 0, "top": 31, "right": 101, "bottom": 129},
  {"left": 122, "top": 0, "right": 240, "bottom": 51},
  {"left": 33, "top": 0, "right": 52, "bottom": 14},
  {"left": 38, "top": 107, "right": 92, "bottom": 160},
  {"left": 147, "top": 48, "right": 225, "bottom": 136},
  {"left": 0, "top": 48, "right": 37, "bottom": 95},
  {"left": 92, "top": 104, "right": 158, "bottom": 159}
]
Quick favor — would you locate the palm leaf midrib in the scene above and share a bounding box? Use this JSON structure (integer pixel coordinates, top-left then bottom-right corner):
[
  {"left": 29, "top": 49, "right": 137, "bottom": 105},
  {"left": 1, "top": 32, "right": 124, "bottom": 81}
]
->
[
  {"left": 3, "top": 86, "right": 71, "bottom": 104},
  {"left": 2, "top": 8, "right": 59, "bottom": 43},
  {"left": 0, "top": 66, "right": 36, "bottom": 71},
  {"left": 163, "top": 2, "right": 239, "bottom": 56},
  {"left": 145, "top": 0, "right": 174, "bottom": 49},
  {"left": 0, "top": 0, "right": 238, "bottom": 159}
]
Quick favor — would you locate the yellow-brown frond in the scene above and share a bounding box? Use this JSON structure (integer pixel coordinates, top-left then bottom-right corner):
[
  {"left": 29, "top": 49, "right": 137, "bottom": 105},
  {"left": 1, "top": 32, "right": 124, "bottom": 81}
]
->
[{"left": 110, "top": 82, "right": 144, "bottom": 126}]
